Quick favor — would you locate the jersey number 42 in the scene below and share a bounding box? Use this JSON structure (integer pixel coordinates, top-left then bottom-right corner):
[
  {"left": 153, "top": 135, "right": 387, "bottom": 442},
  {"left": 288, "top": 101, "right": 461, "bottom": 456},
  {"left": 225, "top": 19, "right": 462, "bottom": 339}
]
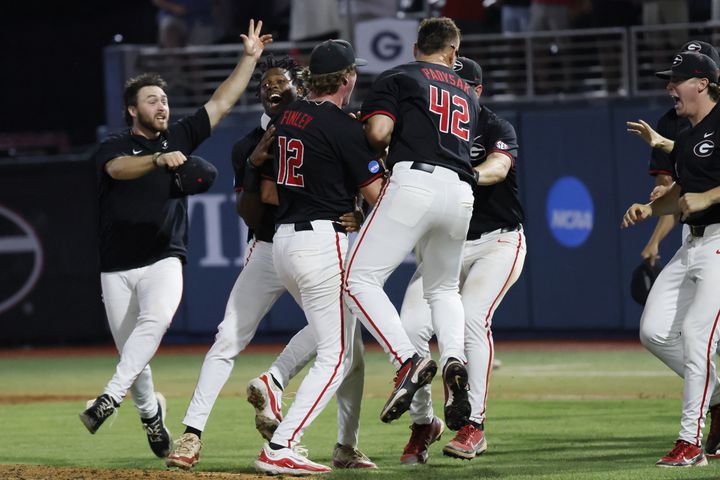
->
[
  {"left": 277, "top": 136, "right": 305, "bottom": 187},
  {"left": 428, "top": 85, "right": 470, "bottom": 142}
]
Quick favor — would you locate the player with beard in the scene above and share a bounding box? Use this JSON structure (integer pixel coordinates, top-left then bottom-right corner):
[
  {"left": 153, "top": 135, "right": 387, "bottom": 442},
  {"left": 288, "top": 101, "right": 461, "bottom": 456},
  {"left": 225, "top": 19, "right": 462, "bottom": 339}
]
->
[{"left": 80, "top": 20, "right": 271, "bottom": 460}]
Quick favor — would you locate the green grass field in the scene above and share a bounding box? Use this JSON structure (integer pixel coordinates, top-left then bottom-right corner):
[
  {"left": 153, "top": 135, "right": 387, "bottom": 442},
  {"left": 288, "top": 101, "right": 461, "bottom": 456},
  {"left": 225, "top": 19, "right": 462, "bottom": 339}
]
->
[{"left": 1, "top": 344, "right": 719, "bottom": 479}]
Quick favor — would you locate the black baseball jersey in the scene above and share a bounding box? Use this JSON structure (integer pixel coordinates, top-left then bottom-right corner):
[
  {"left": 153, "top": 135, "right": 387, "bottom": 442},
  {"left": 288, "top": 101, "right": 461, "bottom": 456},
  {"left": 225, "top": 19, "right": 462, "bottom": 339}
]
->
[
  {"left": 649, "top": 107, "right": 690, "bottom": 177},
  {"left": 669, "top": 102, "right": 720, "bottom": 226},
  {"left": 360, "top": 61, "right": 479, "bottom": 184},
  {"left": 272, "top": 100, "right": 384, "bottom": 224},
  {"left": 231, "top": 126, "right": 276, "bottom": 243},
  {"left": 467, "top": 106, "right": 524, "bottom": 237},
  {"left": 94, "top": 107, "right": 211, "bottom": 272}
]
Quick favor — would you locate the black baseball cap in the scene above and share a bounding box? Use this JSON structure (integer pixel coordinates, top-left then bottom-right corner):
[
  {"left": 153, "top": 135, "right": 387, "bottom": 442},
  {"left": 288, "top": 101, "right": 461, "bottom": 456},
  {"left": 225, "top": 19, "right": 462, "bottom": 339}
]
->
[
  {"left": 681, "top": 40, "right": 720, "bottom": 68},
  {"left": 169, "top": 155, "right": 217, "bottom": 197},
  {"left": 655, "top": 51, "right": 719, "bottom": 83},
  {"left": 309, "top": 40, "right": 367, "bottom": 75},
  {"left": 630, "top": 260, "right": 663, "bottom": 306},
  {"left": 453, "top": 56, "right": 483, "bottom": 85}
]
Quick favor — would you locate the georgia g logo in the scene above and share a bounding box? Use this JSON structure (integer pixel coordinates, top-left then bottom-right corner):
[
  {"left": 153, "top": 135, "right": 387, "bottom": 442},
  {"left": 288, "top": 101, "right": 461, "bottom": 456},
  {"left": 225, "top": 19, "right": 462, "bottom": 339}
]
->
[
  {"left": 685, "top": 42, "right": 702, "bottom": 53},
  {"left": 672, "top": 54, "right": 683, "bottom": 67},
  {"left": 694, "top": 139, "right": 715, "bottom": 157},
  {"left": 470, "top": 136, "right": 486, "bottom": 160}
]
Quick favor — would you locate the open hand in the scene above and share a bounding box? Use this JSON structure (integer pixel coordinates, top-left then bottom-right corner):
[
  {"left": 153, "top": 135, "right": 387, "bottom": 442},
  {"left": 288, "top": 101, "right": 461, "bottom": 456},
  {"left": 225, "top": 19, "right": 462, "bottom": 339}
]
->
[{"left": 241, "top": 19, "right": 273, "bottom": 60}]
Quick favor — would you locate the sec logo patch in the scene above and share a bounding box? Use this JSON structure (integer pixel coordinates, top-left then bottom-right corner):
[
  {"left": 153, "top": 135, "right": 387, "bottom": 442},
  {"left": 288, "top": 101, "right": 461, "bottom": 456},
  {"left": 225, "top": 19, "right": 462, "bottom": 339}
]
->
[{"left": 368, "top": 160, "right": 381, "bottom": 173}]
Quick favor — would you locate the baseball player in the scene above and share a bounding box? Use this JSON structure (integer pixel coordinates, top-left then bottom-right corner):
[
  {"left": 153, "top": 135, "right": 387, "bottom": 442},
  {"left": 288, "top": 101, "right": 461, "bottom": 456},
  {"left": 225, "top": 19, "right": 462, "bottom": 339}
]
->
[
  {"left": 344, "top": 17, "right": 478, "bottom": 430},
  {"left": 253, "top": 39, "right": 384, "bottom": 475},
  {"left": 79, "top": 20, "right": 271, "bottom": 459},
  {"left": 627, "top": 41, "right": 720, "bottom": 267},
  {"left": 166, "top": 55, "right": 375, "bottom": 471},
  {"left": 397, "top": 56, "right": 526, "bottom": 464},
  {"left": 622, "top": 51, "right": 720, "bottom": 467}
]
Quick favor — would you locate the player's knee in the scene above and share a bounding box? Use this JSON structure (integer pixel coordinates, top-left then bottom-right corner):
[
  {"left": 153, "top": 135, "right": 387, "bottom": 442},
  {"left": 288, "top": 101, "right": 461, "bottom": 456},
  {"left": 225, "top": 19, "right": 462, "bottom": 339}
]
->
[{"left": 638, "top": 324, "right": 670, "bottom": 350}]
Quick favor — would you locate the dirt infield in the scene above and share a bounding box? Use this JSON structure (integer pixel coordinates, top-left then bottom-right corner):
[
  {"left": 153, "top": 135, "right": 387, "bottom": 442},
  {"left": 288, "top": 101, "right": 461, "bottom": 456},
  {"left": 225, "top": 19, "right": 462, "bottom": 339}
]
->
[{"left": 0, "top": 464, "right": 266, "bottom": 480}]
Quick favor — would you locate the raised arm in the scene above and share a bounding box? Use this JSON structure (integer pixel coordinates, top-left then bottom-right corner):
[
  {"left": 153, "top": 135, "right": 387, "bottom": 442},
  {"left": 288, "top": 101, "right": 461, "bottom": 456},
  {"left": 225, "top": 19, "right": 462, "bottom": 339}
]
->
[{"left": 204, "top": 19, "right": 273, "bottom": 130}]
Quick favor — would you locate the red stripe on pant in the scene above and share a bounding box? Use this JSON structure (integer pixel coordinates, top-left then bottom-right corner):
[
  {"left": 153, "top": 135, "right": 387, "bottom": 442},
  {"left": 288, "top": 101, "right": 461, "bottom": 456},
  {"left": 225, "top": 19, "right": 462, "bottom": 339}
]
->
[
  {"left": 695, "top": 307, "right": 720, "bottom": 445},
  {"left": 288, "top": 232, "right": 346, "bottom": 446},
  {"left": 480, "top": 232, "right": 523, "bottom": 418},
  {"left": 344, "top": 179, "right": 403, "bottom": 364}
]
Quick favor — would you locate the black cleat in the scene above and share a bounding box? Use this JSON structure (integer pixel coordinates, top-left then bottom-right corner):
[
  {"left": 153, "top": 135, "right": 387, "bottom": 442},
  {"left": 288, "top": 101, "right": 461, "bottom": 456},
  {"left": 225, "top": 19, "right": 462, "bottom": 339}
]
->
[
  {"left": 380, "top": 354, "right": 437, "bottom": 423},
  {"left": 79, "top": 394, "right": 118, "bottom": 434},
  {"left": 443, "top": 358, "right": 470, "bottom": 431},
  {"left": 141, "top": 393, "right": 173, "bottom": 458}
]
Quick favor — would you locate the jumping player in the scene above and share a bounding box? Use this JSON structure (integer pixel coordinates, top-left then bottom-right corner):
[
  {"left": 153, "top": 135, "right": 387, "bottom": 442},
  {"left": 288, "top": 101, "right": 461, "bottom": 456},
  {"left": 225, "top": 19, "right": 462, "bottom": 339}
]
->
[
  {"left": 344, "top": 17, "right": 478, "bottom": 430},
  {"left": 398, "top": 57, "right": 526, "bottom": 464},
  {"left": 622, "top": 51, "right": 720, "bottom": 467},
  {"left": 79, "top": 20, "right": 271, "bottom": 459},
  {"left": 166, "top": 55, "right": 374, "bottom": 470},
  {"left": 253, "top": 39, "right": 384, "bottom": 475}
]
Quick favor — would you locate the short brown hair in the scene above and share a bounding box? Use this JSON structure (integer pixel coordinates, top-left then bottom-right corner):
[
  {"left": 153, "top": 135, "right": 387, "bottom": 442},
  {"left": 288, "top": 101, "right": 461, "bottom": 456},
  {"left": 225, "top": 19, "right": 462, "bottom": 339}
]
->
[
  {"left": 301, "top": 66, "right": 355, "bottom": 96},
  {"left": 709, "top": 82, "right": 720, "bottom": 102},
  {"left": 123, "top": 73, "right": 167, "bottom": 126},
  {"left": 416, "top": 17, "right": 461, "bottom": 56}
]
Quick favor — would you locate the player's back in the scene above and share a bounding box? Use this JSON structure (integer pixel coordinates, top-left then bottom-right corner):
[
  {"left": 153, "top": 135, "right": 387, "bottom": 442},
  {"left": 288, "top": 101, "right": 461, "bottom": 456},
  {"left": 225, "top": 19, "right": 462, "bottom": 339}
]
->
[
  {"left": 272, "top": 99, "right": 377, "bottom": 224},
  {"left": 361, "top": 61, "right": 479, "bottom": 183}
]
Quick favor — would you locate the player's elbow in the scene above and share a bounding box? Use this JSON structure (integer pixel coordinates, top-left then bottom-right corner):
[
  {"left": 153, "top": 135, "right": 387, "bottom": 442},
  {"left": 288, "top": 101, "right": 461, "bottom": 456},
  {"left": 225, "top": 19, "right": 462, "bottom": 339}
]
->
[{"left": 105, "top": 159, "right": 127, "bottom": 180}]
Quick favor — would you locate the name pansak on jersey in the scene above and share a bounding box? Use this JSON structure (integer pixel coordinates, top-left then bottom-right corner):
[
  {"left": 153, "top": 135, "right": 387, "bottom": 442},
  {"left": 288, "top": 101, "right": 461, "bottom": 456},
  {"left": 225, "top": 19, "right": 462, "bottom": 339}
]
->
[{"left": 360, "top": 60, "right": 479, "bottom": 185}]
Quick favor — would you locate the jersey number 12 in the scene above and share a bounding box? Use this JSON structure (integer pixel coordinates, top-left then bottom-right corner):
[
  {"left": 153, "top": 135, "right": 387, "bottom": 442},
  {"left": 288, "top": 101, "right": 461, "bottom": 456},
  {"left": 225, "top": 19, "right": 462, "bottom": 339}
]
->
[
  {"left": 428, "top": 85, "right": 470, "bottom": 141},
  {"left": 277, "top": 136, "right": 305, "bottom": 187}
]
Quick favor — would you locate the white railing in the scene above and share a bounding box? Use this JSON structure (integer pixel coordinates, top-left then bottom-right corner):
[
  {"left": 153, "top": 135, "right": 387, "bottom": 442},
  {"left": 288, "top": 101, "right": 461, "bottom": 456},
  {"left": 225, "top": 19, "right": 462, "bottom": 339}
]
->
[{"left": 102, "top": 21, "right": 720, "bottom": 124}]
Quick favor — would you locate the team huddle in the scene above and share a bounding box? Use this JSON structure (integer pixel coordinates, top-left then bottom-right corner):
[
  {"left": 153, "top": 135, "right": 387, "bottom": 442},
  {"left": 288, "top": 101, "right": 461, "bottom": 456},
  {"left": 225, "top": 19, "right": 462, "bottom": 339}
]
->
[{"left": 79, "top": 13, "right": 720, "bottom": 476}]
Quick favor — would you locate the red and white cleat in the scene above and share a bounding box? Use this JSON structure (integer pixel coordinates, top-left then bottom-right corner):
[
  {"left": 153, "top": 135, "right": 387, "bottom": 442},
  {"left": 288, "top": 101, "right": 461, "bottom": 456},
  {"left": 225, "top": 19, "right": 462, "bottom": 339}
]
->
[
  {"left": 400, "top": 416, "right": 445, "bottom": 464},
  {"left": 255, "top": 444, "right": 331, "bottom": 475},
  {"left": 443, "top": 423, "right": 487, "bottom": 460},
  {"left": 656, "top": 440, "right": 708, "bottom": 467},
  {"left": 247, "top": 372, "right": 283, "bottom": 441}
]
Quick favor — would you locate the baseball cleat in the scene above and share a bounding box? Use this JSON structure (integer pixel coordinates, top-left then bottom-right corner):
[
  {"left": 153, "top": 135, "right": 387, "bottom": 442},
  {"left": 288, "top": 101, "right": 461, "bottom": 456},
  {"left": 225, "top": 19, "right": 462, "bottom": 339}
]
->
[
  {"left": 656, "top": 440, "right": 708, "bottom": 467},
  {"left": 79, "top": 394, "right": 118, "bottom": 434},
  {"left": 140, "top": 392, "right": 172, "bottom": 458},
  {"left": 442, "top": 358, "right": 470, "bottom": 431},
  {"left": 705, "top": 403, "right": 720, "bottom": 455},
  {"left": 442, "top": 423, "right": 487, "bottom": 460},
  {"left": 166, "top": 432, "right": 202, "bottom": 470},
  {"left": 332, "top": 443, "right": 377, "bottom": 469},
  {"left": 255, "top": 443, "right": 331, "bottom": 475},
  {"left": 247, "top": 372, "right": 283, "bottom": 441},
  {"left": 400, "top": 416, "right": 445, "bottom": 464},
  {"left": 381, "top": 354, "right": 437, "bottom": 423}
]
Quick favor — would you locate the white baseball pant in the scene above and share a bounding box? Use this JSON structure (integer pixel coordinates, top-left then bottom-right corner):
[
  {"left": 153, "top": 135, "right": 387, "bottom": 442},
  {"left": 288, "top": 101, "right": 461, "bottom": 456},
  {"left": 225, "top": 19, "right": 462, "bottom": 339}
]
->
[
  {"left": 183, "top": 239, "right": 288, "bottom": 431},
  {"left": 345, "top": 161, "right": 474, "bottom": 369},
  {"left": 640, "top": 223, "right": 720, "bottom": 446},
  {"left": 270, "top": 221, "right": 355, "bottom": 448},
  {"left": 100, "top": 256, "right": 182, "bottom": 418},
  {"left": 401, "top": 229, "right": 526, "bottom": 425},
  {"left": 269, "top": 321, "right": 366, "bottom": 447}
]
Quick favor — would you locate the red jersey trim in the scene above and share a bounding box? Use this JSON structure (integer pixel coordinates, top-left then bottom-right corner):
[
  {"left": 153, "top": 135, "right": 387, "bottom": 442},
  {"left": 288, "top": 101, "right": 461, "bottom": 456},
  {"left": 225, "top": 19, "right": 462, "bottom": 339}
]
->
[
  {"left": 358, "top": 172, "right": 385, "bottom": 188},
  {"left": 361, "top": 110, "right": 396, "bottom": 123}
]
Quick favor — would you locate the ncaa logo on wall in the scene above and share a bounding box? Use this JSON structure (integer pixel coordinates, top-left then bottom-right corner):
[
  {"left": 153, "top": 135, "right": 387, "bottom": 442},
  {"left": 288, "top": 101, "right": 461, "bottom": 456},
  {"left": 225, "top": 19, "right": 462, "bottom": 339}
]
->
[
  {"left": 0, "top": 204, "right": 43, "bottom": 314},
  {"left": 546, "top": 176, "right": 594, "bottom": 247}
]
